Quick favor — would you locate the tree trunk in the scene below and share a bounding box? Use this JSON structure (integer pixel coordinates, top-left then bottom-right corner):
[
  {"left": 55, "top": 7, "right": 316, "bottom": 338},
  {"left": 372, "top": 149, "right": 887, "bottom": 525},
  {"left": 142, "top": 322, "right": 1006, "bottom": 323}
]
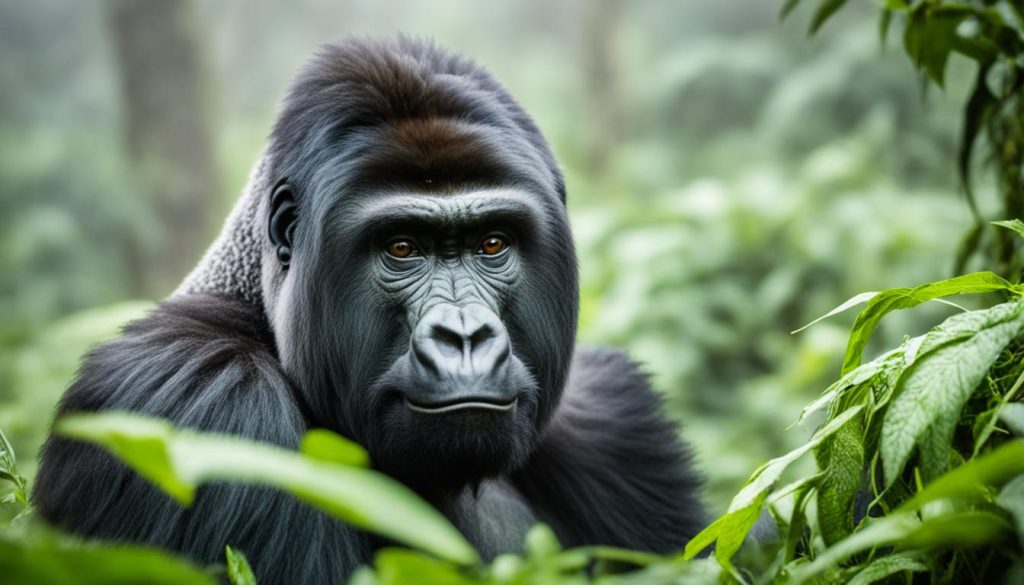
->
[
  {"left": 581, "top": 0, "right": 624, "bottom": 176},
  {"left": 109, "top": 0, "right": 216, "bottom": 296}
]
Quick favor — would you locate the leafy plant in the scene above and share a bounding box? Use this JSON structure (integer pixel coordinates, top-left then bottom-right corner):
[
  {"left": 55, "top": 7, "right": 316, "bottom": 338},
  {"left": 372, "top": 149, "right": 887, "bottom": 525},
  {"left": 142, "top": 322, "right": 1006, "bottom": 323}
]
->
[
  {"left": 784, "top": 0, "right": 1024, "bottom": 278},
  {"left": 54, "top": 413, "right": 477, "bottom": 566}
]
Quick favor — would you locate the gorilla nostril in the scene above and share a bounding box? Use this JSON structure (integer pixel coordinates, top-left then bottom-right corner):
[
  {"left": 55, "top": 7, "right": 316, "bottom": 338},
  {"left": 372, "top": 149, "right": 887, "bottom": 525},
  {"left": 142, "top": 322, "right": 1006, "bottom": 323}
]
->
[
  {"left": 431, "top": 324, "right": 465, "bottom": 358},
  {"left": 468, "top": 325, "right": 495, "bottom": 351}
]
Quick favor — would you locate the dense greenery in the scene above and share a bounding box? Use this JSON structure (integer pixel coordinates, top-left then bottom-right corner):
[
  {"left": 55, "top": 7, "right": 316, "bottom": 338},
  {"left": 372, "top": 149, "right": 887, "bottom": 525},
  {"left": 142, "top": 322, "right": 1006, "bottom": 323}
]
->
[
  {"left": 5, "top": 263, "right": 1024, "bottom": 583},
  {"left": 3, "top": 0, "right": 1024, "bottom": 583}
]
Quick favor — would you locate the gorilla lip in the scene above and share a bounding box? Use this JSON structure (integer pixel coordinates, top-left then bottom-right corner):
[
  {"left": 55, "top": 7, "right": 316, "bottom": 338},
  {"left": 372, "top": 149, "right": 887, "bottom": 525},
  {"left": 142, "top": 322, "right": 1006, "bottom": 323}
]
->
[{"left": 404, "top": 396, "right": 518, "bottom": 414}]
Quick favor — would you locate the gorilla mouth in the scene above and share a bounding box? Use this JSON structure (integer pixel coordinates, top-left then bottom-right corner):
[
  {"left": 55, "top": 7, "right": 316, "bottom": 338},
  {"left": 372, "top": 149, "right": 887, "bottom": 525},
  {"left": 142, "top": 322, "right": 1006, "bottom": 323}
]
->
[{"left": 404, "top": 396, "right": 518, "bottom": 415}]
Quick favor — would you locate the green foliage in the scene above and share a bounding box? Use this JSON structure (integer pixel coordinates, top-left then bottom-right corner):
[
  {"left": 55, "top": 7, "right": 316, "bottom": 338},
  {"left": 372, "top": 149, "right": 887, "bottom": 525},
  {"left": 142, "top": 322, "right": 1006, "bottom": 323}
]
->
[
  {"left": 785, "top": 0, "right": 1024, "bottom": 277},
  {"left": 55, "top": 413, "right": 478, "bottom": 566},
  {"left": 3, "top": 270, "right": 1024, "bottom": 583},
  {"left": 0, "top": 535, "right": 217, "bottom": 585},
  {"left": 0, "top": 427, "right": 27, "bottom": 514},
  {"left": 225, "top": 545, "right": 258, "bottom": 585}
]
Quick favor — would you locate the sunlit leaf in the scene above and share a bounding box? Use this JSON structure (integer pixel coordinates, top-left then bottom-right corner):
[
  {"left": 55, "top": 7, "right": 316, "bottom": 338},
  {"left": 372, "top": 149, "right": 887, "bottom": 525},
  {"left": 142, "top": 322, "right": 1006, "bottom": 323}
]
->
[
  {"left": 225, "top": 546, "right": 257, "bottom": 585},
  {"left": 791, "top": 291, "right": 878, "bottom": 335},
  {"left": 682, "top": 491, "right": 767, "bottom": 572},
  {"left": 371, "top": 549, "right": 475, "bottom": 585},
  {"left": 994, "top": 219, "right": 1024, "bottom": 240},
  {"left": 525, "top": 524, "right": 561, "bottom": 560},
  {"left": 299, "top": 428, "right": 369, "bottom": 468},
  {"left": 0, "top": 536, "right": 216, "bottom": 585},
  {"left": 56, "top": 412, "right": 479, "bottom": 565}
]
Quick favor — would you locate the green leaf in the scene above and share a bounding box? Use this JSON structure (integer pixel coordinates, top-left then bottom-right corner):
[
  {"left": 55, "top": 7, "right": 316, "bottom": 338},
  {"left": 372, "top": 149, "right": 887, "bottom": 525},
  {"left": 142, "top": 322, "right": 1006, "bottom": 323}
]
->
[
  {"left": 55, "top": 415, "right": 193, "bottom": 504},
  {"left": 841, "top": 272, "right": 1017, "bottom": 375},
  {"left": 684, "top": 407, "right": 862, "bottom": 566},
  {"left": 796, "top": 344, "right": 903, "bottom": 426},
  {"left": 879, "top": 8, "right": 894, "bottom": 46},
  {"left": 899, "top": 441, "right": 1024, "bottom": 512},
  {"left": 225, "top": 546, "right": 257, "bottom": 585},
  {"left": 792, "top": 291, "right": 878, "bottom": 335},
  {"left": 299, "top": 428, "right": 369, "bottom": 467},
  {"left": 880, "top": 301, "right": 1024, "bottom": 486},
  {"left": 779, "top": 0, "right": 802, "bottom": 20},
  {"left": 792, "top": 510, "right": 1010, "bottom": 583},
  {"left": 0, "top": 536, "right": 216, "bottom": 585},
  {"left": 56, "top": 412, "right": 479, "bottom": 566},
  {"left": 525, "top": 524, "right": 561, "bottom": 560},
  {"left": 959, "top": 65, "right": 996, "bottom": 219},
  {"left": 815, "top": 413, "right": 865, "bottom": 545},
  {"left": 903, "top": 5, "right": 974, "bottom": 86},
  {"left": 789, "top": 514, "right": 920, "bottom": 584},
  {"left": 372, "top": 549, "right": 475, "bottom": 585},
  {"left": 808, "top": 0, "right": 849, "bottom": 35},
  {"left": 846, "top": 553, "right": 927, "bottom": 585},
  {"left": 729, "top": 406, "right": 863, "bottom": 518},
  {"left": 682, "top": 491, "right": 767, "bottom": 573},
  {"left": 994, "top": 219, "right": 1024, "bottom": 240},
  {"left": 898, "top": 510, "right": 1012, "bottom": 549}
]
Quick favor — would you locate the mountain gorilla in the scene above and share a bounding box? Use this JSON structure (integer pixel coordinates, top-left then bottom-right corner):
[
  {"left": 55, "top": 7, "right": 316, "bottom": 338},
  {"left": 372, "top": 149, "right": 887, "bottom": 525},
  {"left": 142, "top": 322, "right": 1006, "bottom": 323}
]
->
[{"left": 33, "top": 38, "right": 705, "bottom": 583}]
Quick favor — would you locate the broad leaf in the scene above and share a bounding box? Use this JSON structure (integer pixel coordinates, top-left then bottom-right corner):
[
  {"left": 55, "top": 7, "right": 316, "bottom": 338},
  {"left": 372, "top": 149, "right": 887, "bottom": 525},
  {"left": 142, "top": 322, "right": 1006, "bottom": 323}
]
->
[
  {"left": 994, "top": 219, "right": 1024, "bottom": 240},
  {"left": 880, "top": 301, "right": 1024, "bottom": 485},
  {"left": 56, "top": 413, "right": 479, "bottom": 565},
  {"left": 903, "top": 5, "right": 974, "bottom": 86},
  {"left": 300, "top": 428, "right": 369, "bottom": 467},
  {"left": 840, "top": 272, "right": 1016, "bottom": 375},
  {"left": 684, "top": 407, "right": 862, "bottom": 565},
  {"left": 815, "top": 413, "right": 865, "bottom": 545},
  {"left": 682, "top": 491, "right": 767, "bottom": 571},
  {"left": 0, "top": 536, "right": 215, "bottom": 585},
  {"left": 899, "top": 441, "right": 1024, "bottom": 512}
]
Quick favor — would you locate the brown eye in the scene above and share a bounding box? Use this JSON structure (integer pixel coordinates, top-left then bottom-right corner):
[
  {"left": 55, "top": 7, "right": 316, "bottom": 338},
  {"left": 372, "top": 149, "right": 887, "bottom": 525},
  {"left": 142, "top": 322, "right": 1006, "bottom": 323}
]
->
[
  {"left": 478, "top": 235, "right": 509, "bottom": 255},
  {"left": 386, "top": 239, "right": 418, "bottom": 258}
]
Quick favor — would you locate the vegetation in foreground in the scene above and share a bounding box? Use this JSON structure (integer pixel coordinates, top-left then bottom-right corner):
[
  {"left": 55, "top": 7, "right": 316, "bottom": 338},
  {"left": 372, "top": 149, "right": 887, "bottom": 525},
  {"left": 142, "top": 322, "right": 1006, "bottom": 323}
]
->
[{"left": 2, "top": 0, "right": 1023, "bottom": 583}]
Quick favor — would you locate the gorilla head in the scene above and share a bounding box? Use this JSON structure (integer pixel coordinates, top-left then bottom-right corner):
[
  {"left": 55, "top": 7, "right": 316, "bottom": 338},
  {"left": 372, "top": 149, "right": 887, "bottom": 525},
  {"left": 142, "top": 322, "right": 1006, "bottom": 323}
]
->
[{"left": 258, "top": 39, "right": 578, "bottom": 491}]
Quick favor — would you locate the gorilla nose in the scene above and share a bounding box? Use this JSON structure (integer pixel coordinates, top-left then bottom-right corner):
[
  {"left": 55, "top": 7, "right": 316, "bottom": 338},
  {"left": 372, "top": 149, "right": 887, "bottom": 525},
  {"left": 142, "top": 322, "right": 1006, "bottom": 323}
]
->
[{"left": 412, "top": 304, "right": 511, "bottom": 379}]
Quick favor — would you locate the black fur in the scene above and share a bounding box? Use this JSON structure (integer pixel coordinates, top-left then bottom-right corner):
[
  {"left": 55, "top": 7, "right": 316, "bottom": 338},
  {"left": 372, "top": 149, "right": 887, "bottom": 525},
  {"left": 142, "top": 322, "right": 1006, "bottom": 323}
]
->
[{"left": 33, "top": 37, "right": 706, "bottom": 584}]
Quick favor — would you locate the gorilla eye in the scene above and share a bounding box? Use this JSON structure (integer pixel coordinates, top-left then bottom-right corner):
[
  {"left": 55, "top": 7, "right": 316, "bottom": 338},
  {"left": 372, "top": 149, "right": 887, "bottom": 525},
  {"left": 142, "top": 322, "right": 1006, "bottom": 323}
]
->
[
  {"left": 478, "top": 235, "right": 509, "bottom": 256},
  {"left": 386, "top": 239, "right": 419, "bottom": 258}
]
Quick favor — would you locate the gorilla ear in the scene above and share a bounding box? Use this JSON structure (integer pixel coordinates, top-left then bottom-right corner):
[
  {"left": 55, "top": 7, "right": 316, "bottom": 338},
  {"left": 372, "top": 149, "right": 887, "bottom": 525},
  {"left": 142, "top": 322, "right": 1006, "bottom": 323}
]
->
[{"left": 269, "top": 182, "right": 298, "bottom": 268}]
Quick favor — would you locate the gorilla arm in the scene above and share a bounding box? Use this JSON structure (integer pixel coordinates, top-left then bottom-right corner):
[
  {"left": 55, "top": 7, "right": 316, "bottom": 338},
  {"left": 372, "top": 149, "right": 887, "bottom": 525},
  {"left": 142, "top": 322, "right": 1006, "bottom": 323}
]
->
[
  {"left": 511, "top": 348, "right": 707, "bottom": 553},
  {"left": 32, "top": 295, "right": 363, "bottom": 584}
]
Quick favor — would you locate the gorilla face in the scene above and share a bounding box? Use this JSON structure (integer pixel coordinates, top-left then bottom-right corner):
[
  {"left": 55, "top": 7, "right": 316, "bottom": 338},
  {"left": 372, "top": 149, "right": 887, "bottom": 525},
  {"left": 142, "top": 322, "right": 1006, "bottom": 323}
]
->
[{"left": 266, "top": 116, "right": 578, "bottom": 492}]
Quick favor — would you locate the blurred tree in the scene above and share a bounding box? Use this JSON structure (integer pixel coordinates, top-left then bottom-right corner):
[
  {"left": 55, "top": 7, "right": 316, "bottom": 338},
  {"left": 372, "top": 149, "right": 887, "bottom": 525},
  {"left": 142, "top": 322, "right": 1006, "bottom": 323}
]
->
[
  {"left": 109, "top": 0, "right": 217, "bottom": 296},
  {"left": 581, "top": 0, "right": 624, "bottom": 176}
]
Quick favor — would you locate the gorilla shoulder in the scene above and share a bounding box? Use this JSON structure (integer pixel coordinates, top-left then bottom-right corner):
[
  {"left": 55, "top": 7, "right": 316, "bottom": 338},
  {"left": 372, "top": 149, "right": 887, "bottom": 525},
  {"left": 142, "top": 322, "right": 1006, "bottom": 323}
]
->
[{"left": 33, "top": 295, "right": 360, "bottom": 583}]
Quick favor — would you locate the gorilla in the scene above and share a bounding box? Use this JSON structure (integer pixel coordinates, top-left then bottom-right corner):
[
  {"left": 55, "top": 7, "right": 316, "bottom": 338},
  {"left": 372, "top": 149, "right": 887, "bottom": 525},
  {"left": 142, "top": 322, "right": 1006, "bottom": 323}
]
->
[{"left": 33, "top": 37, "right": 705, "bottom": 583}]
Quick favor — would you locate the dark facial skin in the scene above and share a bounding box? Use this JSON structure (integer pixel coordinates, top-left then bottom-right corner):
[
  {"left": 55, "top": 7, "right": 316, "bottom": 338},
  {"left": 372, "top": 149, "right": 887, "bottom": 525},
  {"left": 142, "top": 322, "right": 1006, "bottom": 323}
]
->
[{"left": 269, "top": 184, "right": 577, "bottom": 493}]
